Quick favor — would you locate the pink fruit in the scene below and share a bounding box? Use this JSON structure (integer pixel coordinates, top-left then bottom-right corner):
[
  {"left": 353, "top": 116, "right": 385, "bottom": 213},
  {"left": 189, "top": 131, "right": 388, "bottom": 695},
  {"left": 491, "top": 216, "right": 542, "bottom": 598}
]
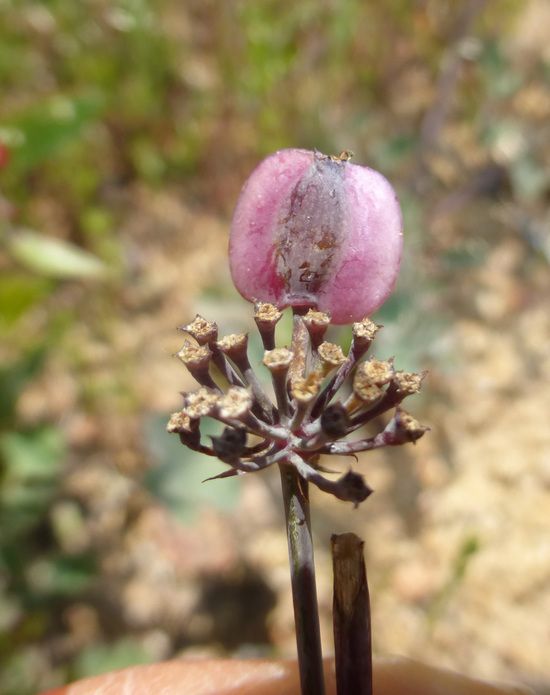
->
[{"left": 229, "top": 149, "right": 403, "bottom": 324}]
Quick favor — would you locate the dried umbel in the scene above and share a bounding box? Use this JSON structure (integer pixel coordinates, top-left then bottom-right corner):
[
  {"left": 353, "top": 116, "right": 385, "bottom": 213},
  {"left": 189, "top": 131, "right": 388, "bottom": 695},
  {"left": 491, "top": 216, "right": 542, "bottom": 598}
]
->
[
  {"left": 229, "top": 149, "right": 403, "bottom": 324},
  {"left": 168, "top": 306, "right": 428, "bottom": 506}
]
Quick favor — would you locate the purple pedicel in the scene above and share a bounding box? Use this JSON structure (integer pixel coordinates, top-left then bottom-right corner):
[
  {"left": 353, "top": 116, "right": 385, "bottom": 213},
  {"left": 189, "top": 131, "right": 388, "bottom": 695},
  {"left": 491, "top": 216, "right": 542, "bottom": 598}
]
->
[{"left": 229, "top": 149, "right": 403, "bottom": 324}]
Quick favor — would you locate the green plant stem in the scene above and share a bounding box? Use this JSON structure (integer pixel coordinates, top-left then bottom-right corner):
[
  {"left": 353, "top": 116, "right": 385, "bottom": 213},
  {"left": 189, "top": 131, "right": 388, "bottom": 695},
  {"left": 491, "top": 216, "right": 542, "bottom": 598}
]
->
[{"left": 280, "top": 463, "right": 326, "bottom": 695}]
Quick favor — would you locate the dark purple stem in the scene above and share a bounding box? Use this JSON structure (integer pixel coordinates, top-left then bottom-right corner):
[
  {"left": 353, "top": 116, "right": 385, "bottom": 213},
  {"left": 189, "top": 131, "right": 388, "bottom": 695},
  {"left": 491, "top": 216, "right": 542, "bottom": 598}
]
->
[
  {"left": 278, "top": 308, "right": 326, "bottom": 695},
  {"left": 279, "top": 463, "right": 326, "bottom": 695},
  {"left": 331, "top": 533, "right": 372, "bottom": 695}
]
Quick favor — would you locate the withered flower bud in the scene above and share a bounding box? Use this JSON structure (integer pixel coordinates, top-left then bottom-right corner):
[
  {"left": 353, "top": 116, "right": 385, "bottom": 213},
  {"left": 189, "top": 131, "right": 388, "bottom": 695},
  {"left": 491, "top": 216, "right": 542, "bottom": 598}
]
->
[
  {"left": 183, "top": 388, "right": 219, "bottom": 419},
  {"left": 217, "top": 386, "right": 253, "bottom": 421},
  {"left": 331, "top": 470, "right": 373, "bottom": 507},
  {"left": 303, "top": 309, "right": 331, "bottom": 350},
  {"left": 262, "top": 347, "right": 294, "bottom": 374},
  {"left": 320, "top": 404, "right": 350, "bottom": 438},
  {"left": 179, "top": 315, "right": 218, "bottom": 345},
  {"left": 390, "top": 370, "right": 426, "bottom": 398},
  {"left": 317, "top": 342, "right": 348, "bottom": 376},
  {"left": 216, "top": 333, "right": 249, "bottom": 361},
  {"left": 290, "top": 372, "right": 323, "bottom": 405},
  {"left": 166, "top": 410, "right": 194, "bottom": 434},
  {"left": 351, "top": 370, "right": 383, "bottom": 408},
  {"left": 176, "top": 341, "right": 211, "bottom": 370},
  {"left": 385, "top": 408, "right": 429, "bottom": 444},
  {"left": 175, "top": 341, "right": 219, "bottom": 390},
  {"left": 352, "top": 318, "right": 380, "bottom": 343},
  {"left": 254, "top": 301, "right": 283, "bottom": 351},
  {"left": 211, "top": 427, "right": 247, "bottom": 460},
  {"left": 362, "top": 357, "right": 394, "bottom": 386}
]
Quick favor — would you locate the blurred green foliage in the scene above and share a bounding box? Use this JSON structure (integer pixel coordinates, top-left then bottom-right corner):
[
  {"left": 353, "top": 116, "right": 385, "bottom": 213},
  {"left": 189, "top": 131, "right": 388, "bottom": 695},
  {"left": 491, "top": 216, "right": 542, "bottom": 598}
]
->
[
  {"left": 2, "top": 94, "right": 104, "bottom": 177},
  {"left": 145, "top": 414, "right": 242, "bottom": 524},
  {"left": 1, "top": 0, "right": 545, "bottom": 690},
  {"left": 71, "top": 637, "right": 153, "bottom": 680},
  {"left": 426, "top": 535, "right": 481, "bottom": 626}
]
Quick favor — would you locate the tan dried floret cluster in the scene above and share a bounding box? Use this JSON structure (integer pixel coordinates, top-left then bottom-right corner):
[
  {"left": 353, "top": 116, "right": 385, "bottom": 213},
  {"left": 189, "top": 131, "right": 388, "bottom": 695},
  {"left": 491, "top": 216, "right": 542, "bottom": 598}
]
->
[{"left": 168, "top": 304, "right": 428, "bottom": 506}]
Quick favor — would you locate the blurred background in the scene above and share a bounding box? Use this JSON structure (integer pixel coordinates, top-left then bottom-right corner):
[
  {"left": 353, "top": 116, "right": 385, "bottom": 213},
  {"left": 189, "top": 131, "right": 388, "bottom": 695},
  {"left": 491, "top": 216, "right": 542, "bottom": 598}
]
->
[{"left": 1, "top": 0, "right": 549, "bottom": 693}]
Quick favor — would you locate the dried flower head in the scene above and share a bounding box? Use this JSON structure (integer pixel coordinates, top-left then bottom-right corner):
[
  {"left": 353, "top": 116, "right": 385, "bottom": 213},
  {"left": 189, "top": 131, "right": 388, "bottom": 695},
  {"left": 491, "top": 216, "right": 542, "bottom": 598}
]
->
[{"left": 169, "top": 305, "right": 428, "bottom": 507}]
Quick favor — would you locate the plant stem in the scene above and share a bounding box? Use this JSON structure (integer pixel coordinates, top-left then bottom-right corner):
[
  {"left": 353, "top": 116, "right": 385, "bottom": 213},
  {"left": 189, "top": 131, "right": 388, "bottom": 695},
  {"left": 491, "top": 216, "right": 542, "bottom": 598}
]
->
[
  {"left": 280, "top": 463, "right": 326, "bottom": 695},
  {"left": 279, "top": 308, "right": 325, "bottom": 695},
  {"left": 331, "top": 533, "right": 372, "bottom": 695}
]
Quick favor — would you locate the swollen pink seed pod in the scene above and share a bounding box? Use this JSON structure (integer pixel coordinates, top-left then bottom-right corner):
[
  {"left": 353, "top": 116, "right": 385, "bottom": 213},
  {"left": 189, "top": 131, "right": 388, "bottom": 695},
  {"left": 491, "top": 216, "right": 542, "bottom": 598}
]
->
[{"left": 229, "top": 149, "right": 403, "bottom": 324}]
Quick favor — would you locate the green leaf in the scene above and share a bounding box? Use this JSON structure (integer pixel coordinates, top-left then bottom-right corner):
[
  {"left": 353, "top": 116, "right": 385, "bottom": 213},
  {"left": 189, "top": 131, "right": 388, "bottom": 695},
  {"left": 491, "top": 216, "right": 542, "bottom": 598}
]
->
[
  {"left": 0, "top": 273, "right": 54, "bottom": 327},
  {"left": 34, "top": 555, "right": 96, "bottom": 597},
  {"left": 0, "top": 427, "right": 65, "bottom": 537},
  {"left": 4, "top": 94, "right": 104, "bottom": 174},
  {"left": 7, "top": 231, "right": 107, "bottom": 279},
  {"left": 0, "top": 427, "right": 64, "bottom": 481},
  {"left": 0, "top": 348, "right": 47, "bottom": 424}
]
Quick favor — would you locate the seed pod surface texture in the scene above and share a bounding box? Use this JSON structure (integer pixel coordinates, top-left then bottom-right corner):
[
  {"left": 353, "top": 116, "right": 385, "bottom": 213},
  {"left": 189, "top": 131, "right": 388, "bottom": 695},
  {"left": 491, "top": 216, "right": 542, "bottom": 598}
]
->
[{"left": 229, "top": 149, "right": 403, "bottom": 324}]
